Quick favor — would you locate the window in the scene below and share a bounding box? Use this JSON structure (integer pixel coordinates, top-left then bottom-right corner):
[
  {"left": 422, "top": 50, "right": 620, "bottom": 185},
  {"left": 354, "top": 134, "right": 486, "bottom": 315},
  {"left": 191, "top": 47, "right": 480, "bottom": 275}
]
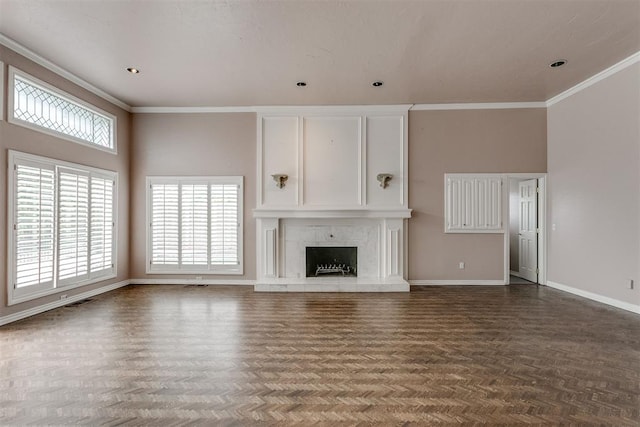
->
[
  {"left": 147, "top": 176, "right": 243, "bottom": 274},
  {"left": 8, "top": 151, "right": 117, "bottom": 304},
  {"left": 8, "top": 67, "right": 116, "bottom": 153}
]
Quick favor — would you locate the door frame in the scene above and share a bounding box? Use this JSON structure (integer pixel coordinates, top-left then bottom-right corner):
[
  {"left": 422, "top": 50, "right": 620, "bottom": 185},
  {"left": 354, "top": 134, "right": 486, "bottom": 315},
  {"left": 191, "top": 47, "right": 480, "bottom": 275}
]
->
[{"left": 503, "top": 173, "right": 547, "bottom": 285}]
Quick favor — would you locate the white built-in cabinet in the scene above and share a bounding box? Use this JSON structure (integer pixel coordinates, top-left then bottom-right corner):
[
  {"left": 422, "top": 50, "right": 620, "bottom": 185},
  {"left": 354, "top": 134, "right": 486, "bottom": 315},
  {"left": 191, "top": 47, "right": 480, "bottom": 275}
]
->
[
  {"left": 445, "top": 174, "right": 503, "bottom": 233},
  {"left": 257, "top": 107, "right": 409, "bottom": 210}
]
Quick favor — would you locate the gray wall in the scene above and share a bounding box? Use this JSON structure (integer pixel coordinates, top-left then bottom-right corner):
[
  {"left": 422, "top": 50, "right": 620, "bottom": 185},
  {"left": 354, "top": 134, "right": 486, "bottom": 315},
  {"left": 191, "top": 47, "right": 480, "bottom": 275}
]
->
[
  {"left": 547, "top": 62, "right": 640, "bottom": 306},
  {"left": 407, "top": 109, "right": 547, "bottom": 281},
  {"left": 0, "top": 45, "right": 131, "bottom": 317},
  {"left": 130, "top": 113, "right": 257, "bottom": 281}
]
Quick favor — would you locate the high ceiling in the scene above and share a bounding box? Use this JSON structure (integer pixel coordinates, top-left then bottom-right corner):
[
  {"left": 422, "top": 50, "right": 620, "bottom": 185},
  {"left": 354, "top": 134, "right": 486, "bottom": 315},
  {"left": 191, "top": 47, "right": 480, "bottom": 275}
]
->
[{"left": 1, "top": 0, "right": 638, "bottom": 108}]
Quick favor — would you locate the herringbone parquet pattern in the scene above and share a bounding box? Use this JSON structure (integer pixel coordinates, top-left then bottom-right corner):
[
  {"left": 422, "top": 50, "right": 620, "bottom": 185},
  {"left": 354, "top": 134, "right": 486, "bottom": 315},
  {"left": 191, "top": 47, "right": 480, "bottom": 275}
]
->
[{"left": 1, "top": 284, "right": 639, "bottom": 425}]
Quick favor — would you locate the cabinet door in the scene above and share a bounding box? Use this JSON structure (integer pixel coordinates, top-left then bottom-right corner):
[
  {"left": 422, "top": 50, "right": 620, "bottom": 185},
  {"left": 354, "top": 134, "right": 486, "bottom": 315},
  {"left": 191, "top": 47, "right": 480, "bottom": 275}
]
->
[
  {"left": 445, "top": 174, "right": 503, "bottom": 233},
  {"left": 476, "top": 177, "right": 502, "bottom": 229},
  {"left": 446, "top": 177, "right": 475, "bottom": 230}
]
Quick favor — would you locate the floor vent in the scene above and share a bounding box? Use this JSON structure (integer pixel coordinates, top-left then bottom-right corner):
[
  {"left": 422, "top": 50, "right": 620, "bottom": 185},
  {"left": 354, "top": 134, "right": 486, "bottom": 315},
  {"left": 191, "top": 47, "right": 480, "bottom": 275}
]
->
[
  {"left": 184, "top": 284, "right": 208, "bottom": 288},
  {"left": 65, "top": 298, "right": 94, "bottom": 307}
]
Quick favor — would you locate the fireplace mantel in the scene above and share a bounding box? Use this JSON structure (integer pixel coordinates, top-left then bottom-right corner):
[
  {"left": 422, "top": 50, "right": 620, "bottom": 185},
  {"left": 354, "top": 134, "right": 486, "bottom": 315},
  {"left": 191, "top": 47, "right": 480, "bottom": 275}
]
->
[{"left": 253, "top": 208, "right": 412, "bottom": 219}]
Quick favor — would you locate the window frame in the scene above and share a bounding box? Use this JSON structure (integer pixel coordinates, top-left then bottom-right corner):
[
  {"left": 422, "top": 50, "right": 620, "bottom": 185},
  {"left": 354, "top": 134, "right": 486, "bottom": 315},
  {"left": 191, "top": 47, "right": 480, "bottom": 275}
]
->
[
  {"left": 8, "top": 66, "right": 117, "bottom": 154},
  {"left": 0, "top": 61, "right": 4, "bottom": 121},
  {"left": 7, "top": 150, "right": 118, "bottom": 305},
  {"left": 146, "top": 176, "right": 244, "bottom": 275}
]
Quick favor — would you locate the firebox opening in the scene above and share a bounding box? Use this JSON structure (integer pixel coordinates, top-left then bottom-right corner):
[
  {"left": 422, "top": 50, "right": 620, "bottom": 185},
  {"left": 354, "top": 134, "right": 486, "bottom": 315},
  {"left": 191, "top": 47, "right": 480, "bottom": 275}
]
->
[{"left": 306, "top": 246, "right": 357, "bottom": 278}]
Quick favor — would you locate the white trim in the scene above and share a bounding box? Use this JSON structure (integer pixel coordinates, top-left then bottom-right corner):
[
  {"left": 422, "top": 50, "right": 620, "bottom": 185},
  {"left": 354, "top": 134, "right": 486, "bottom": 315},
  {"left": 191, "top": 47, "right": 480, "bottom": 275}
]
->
[
  {"left": 411, "top": 102, "right": 546, "bottom": 111},
  {"left": 0, "top": 34, "right": 131, "bottom": 112},
  {"left": 255, "top": 105, "right": 413, "bottom": 115},
  {"left": 510, "top": 270, "right": 525, "bottom": 278},
  {"left": 0, "top": 61, "right": 4, "bottom": 121},
  {"left": 546, "top": 281, "right": 640, "bottom": 315},
  {"left": 253, "top": 208, "right": 412, "bottom": 218},
  {"left": 131, "top": 106, "right": 257, "bottom": 113},
  {"left": 8, "top": 66, "right": 118, "bottom": 154},
  {"left": 7, "top": 150, "right": 119, "bottom": 305},
  {"left": 129, "top": 278, "right": 254, "bottom": 286},
  {"left": 410, "top": 280, "right": 505, "bottom": 286},
  {"left": 502, "top": 173, "right": 547, "bottom": 286},
  {"left": 146, "top": 175, "right": 244, "bottom": 275},
  {"left": 546, "top": 51, "right": 640, "bottom": 107},
  {"left": 0, "top": 280, "right": 129, "bottom": 327}
]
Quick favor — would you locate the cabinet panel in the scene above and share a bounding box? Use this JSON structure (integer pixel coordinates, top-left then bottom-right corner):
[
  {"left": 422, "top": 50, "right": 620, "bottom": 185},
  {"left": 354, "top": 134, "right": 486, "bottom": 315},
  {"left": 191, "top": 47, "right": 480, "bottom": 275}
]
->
[
  {"left": 446, "top": 174, "right": 503, "bottom": 233},
  {"left": 303, "top": 117, "right": 361, "bottom": 206},
  {"left": 262, "top": 117, "right": 298, "bottom": 206},
  {"left": 366, "top": 116, "right": 404, "bottom": 207}
]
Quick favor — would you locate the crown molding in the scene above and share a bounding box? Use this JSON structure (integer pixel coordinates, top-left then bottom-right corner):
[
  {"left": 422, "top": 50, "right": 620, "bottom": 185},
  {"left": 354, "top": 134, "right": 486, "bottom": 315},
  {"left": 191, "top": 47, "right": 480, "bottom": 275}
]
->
[
  {"left": 255, "top": 104, "right": 414, "bottom": 114},
  {"left": 410, "top": 102, "right": 546, "bottom": 111},
  {"left": 131, "top": 106, "right": 257, "bottom": 113},
  {"left": 546, "top": 51, "right": 640, "bottom": 107},
  {"left": 0, "top": 33, "right": 131, "bottom": 112},
  {"left": 3, "top": 32, "right": 636, "bottom": 113}
]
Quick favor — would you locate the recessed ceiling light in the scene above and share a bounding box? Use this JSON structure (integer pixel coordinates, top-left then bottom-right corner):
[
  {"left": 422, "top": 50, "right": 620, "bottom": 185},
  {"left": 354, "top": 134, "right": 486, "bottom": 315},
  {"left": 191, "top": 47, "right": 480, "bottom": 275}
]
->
[
  {"left": 549, "top": 60, "right": 567, "bottom": 68},
  {"left": 296, "top": 81, "right": 307, "bottom": 87},
  {"left": 372, "top": 81, "right": 384, "bottom": 87},
  {"left": 126, "top": 67, "right": 140, "bottom": 74}
]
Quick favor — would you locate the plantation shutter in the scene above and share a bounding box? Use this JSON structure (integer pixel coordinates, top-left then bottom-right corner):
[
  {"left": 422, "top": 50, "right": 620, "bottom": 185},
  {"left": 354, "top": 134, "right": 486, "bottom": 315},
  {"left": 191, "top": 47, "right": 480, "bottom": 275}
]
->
[
  {"left": 14, "top": 162, "right": 55, "bottom": 290},
  {"left": 211, "top": 184, "right": 239, "bottom": 265},
  {"left": 151, "top": 183, "right": 180, "bottom": 266},
  {"left": 57, "top": 168, "right": 90, "bottom": 284},
  {"left": 90, "top": 175, "right": 115, "bottom": 275},
  {"left": 181, "top": 184, "right": 209, "bottom": 266}
]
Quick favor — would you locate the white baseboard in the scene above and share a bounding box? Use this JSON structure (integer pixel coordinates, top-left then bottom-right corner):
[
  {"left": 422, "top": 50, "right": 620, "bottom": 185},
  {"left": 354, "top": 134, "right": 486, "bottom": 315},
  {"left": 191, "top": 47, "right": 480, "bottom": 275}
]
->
[
  {"left": 0, "top": 280, "right": 130, "bottom": 327},
  {"left": 410, "top": 279, "right": 505, "bottom": 286},
  {"left": 129, "top": 278, "right": 255, "bottom": 286},
  {"left": 546, "top": 280, "right": 640, "bottom": 314},
  {"left": 509, "top": 270, "right": 524, "bottom": 278}
]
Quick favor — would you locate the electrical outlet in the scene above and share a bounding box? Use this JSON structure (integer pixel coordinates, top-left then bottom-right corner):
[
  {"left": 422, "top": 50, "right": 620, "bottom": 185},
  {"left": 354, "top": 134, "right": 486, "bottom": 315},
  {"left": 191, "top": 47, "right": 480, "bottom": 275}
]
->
[
  {"left": 60, "top": 294, "right": 67, "bottom": 300},
  {"left": 629, "top": 279, "right": 635, "bottom": 290},
  {"left": 459, "top": 262, "right": 465, "bottom": 269},
  {"left": 195, "top": 276, "right": 203, "bottom": 280}
]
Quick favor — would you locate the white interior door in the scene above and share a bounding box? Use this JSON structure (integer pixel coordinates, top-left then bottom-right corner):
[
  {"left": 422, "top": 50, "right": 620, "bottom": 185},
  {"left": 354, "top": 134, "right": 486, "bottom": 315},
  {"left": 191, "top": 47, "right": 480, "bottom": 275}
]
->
[{"left": 518, "top": 179, "right": 538, "bottom": 282}]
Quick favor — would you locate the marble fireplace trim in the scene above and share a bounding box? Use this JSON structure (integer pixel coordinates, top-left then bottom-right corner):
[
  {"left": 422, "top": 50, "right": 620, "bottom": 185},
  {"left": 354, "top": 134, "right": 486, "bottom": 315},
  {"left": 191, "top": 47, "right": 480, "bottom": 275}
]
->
[{"left": 254, "top": 210, "right": 411, "bottom": 292}]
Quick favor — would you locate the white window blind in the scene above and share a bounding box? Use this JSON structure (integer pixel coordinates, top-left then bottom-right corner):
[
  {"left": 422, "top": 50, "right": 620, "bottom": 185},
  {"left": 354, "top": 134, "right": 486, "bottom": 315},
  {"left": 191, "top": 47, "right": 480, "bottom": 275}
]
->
[
  {"left": 151, "top": 184, "right": 179, "bottom": 265},
  {"left": 90, "top": 176, "right": 114, "bottom": 274},
  {"left": 181, "top": 184, "right": 209, "bottom": 266},
  {"left": 57, "top": 169, "right": 90, "bottom": 284},
  {"left": 14, "top": 162, "right": 55, "bottom": 290},
  {"left": 8, "top": 151, "right": 117, "bottom": 305},
  {"left": 148, "top": 177, "right": 243, "bottom": 274},
  {"left": 211, "top": 184, "right": 239, "bottom": 266}
]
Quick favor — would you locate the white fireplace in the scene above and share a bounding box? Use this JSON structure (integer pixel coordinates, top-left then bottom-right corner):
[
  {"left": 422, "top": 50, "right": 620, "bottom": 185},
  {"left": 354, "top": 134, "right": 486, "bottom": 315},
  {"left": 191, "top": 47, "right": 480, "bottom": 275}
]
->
[{"left": 254, "top": 106, "right": 412, "bottom": 292}]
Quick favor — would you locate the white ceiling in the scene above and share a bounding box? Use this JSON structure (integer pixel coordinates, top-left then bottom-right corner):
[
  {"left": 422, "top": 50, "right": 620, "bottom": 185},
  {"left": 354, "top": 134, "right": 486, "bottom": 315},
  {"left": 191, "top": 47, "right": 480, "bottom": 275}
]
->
[{"left": 1, "top": 0, "right": 639, "bottom": 108}]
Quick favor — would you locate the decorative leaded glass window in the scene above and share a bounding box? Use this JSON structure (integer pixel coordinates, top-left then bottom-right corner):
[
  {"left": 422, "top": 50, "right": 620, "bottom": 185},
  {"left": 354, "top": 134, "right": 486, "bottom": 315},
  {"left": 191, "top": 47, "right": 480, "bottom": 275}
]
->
[{"left": 9, "top": 67, "right": 116, "bottom": 153}]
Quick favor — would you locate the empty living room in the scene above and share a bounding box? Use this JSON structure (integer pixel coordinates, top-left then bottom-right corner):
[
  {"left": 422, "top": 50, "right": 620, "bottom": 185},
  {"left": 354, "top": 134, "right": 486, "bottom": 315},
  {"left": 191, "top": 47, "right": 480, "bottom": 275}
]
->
[{"left": 0, "top": 0, "right": 638, "bottom": 425}]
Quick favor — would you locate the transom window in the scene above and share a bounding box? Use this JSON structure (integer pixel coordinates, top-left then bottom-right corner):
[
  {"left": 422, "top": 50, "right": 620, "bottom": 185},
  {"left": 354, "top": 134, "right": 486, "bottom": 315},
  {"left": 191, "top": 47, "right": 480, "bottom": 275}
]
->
[
  {"left": 9, "top": 67, "right": 116, "bottom": 153},
  {"left": 8, "top": 151, "right": 117, "bottom": 305},
  {"left": 146, "top": 176, "right": 243, "bottom": 274}
]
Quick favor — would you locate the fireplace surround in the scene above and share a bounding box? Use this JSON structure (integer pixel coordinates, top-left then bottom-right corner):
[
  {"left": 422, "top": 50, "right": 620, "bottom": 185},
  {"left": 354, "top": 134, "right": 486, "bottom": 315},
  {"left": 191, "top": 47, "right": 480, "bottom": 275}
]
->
[{"left": 254, "top": 106, "right": 412, "bottom": 292}]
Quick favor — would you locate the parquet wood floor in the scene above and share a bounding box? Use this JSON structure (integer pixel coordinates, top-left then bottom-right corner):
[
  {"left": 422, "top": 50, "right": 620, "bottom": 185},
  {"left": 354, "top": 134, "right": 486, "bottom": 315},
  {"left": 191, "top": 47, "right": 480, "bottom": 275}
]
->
[{"left": 1, "top": 284, "right": 639, "bottom": 426}]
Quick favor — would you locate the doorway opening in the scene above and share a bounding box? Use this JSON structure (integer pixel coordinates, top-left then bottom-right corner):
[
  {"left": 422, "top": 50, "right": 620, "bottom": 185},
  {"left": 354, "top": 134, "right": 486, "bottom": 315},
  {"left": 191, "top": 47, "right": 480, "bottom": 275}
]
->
[{"left": 504, "top": 174, "right": 546, "bottom": 285}]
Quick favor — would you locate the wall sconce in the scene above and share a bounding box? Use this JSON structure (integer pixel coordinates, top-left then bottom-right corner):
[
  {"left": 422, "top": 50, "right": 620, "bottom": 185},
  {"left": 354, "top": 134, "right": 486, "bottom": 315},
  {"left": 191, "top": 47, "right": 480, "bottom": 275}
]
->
[
  {"left": 377, "top": 173, "right": 393, "bottom": 189},
  {"left": 271, "top": 174, "right": 288, "bottom": 189}
]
